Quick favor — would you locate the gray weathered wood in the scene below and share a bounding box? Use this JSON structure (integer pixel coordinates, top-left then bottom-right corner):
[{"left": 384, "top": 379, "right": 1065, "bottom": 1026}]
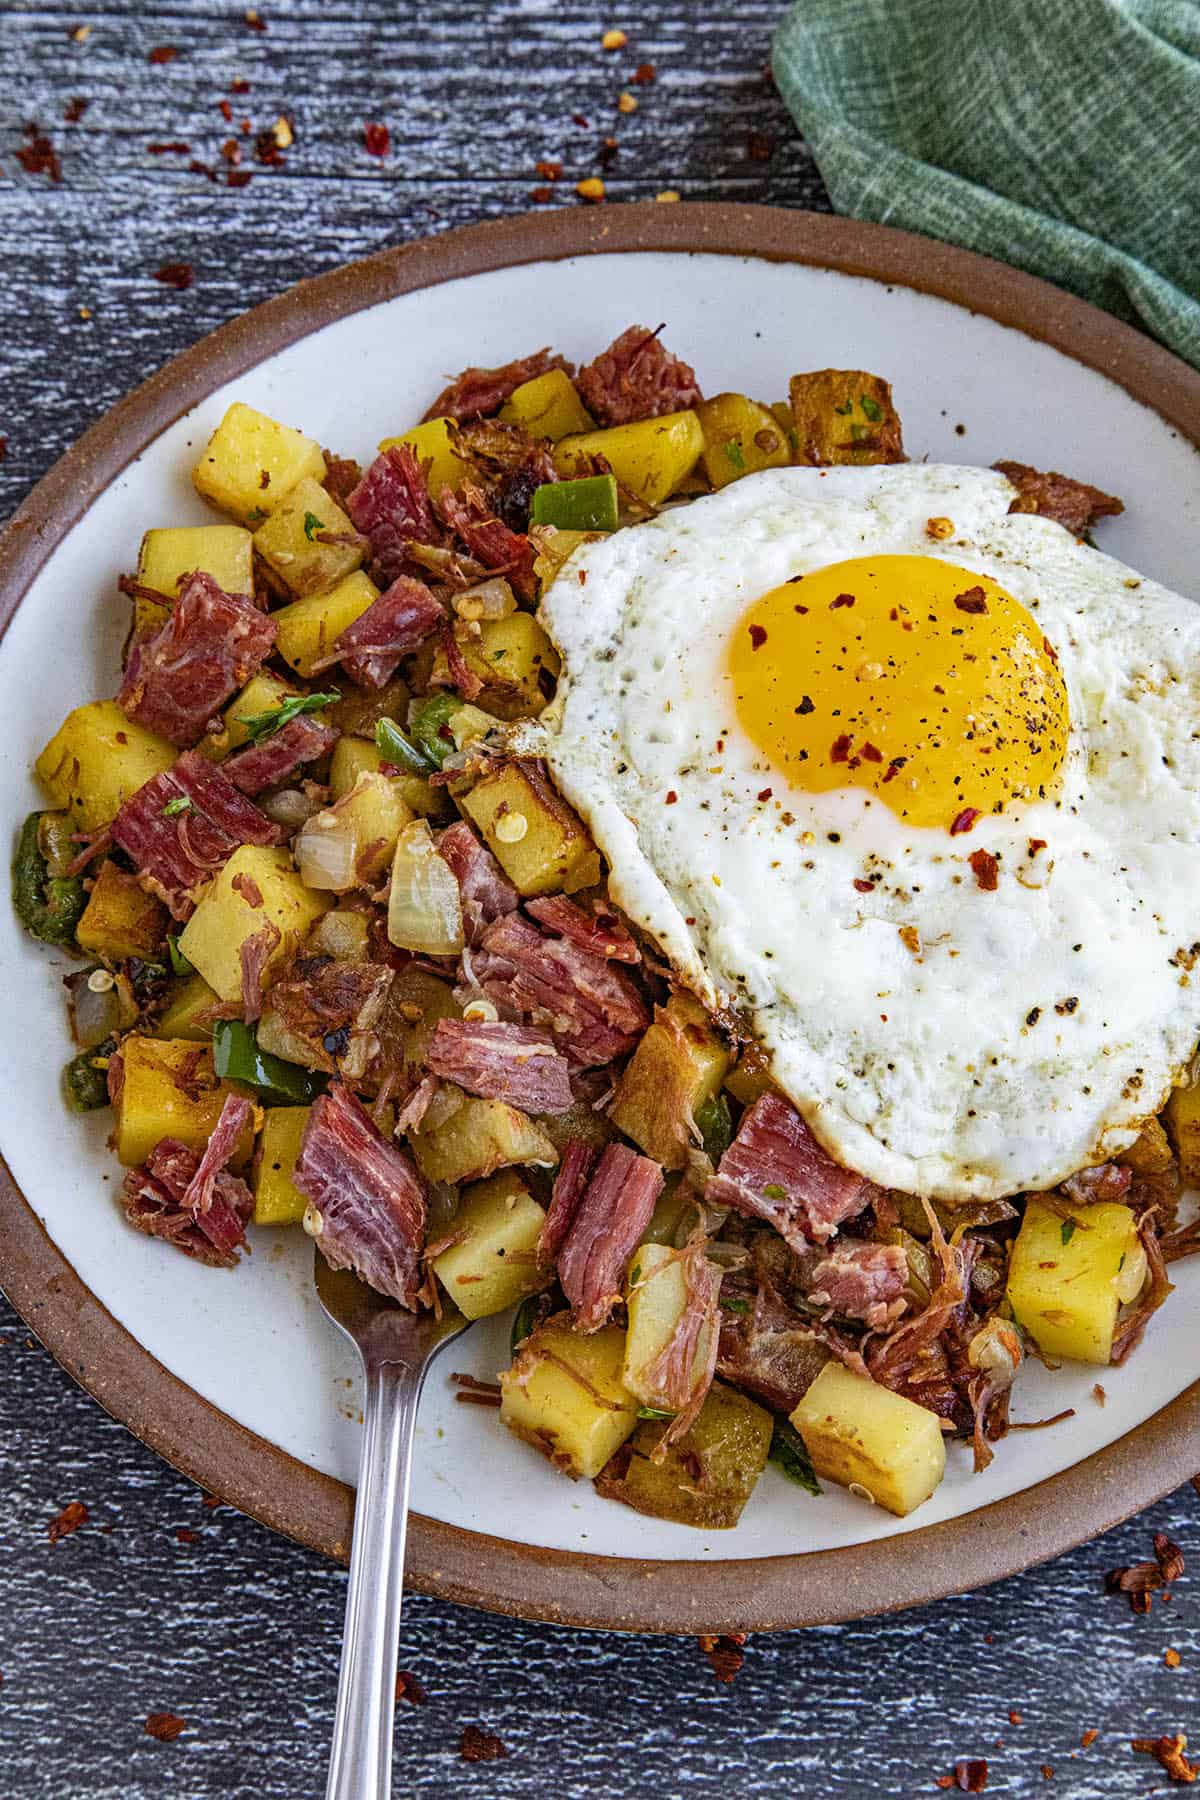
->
[{"left": 1, "top": 3, "right": 1197, "bottom": 1795}]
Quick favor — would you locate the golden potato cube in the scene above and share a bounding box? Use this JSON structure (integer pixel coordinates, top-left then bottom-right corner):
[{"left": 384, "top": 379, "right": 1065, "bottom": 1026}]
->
[
  {"left": 623, "top": 1240, "right": 717, "bottom": 1408},
  {"left": 595, "top": 1380, "right": 772, "bottom": 1528},
  {"left": 556, "top": 410, "right": 704, "bottom": 507},
  {"left": 306, "top": 909, "right": 371, "bottom": 962},
  {"left": 212, "top": 672, "right": 300, "bottom": 757},
  {"left": 410, "top": 1089, "right": 558, "bottom": 1185},
  {"left": 501, "top": 1318, "right": 638, "bottom": 1479},
  {"left": 696, "top": 392, "right": 792, "bottom": 490},
  {"left": 114, "top": 1037, "right": 254, "bottom": 1168},
  {"left": 724, "top": 1041, "right": 776, "bottom": 1108},
  {"left": 531, "top": 526, "right": 602, "bottom": 593},
  {"left": 252, "top": 476, "right": 363, "bottom": 598},
  {"left": 1006, "top": 1195, "right": 1140, "bottom": 1364},
  {"left": 791, "top": 1362, "right": 945, "bottom": 1517},
  {"left": 610, "top": 994, "right": 730, "bottom": 1170},
  {"left": 192, "top": 401, "right": 326, "bottom": 525},
  {"left": 378, "top": 416, "right": 473, "bottom": 500},
  {"left": 1119, "top": 1115, "right": 1173, "bottom": 1175},
  {"left": 1165, "top": 1083, "right": 1200, "bottom": 1185},
  {"left": 273, "top": 570, "right": 379, "bottom": 678},
  {"left": 75, "top": 861, "right": 168, "bottom": 961},
  {"left": 152, "top": 973, "right": 222, "bottom": 1043},
  {"left": 253, "top": 1106, "right": 311, "bottom": 1226},
  {"left": 788, "top": 370, "right": 905, "bottom": 467},
  {"left": 35, "top": 700, "right": 176, "bottom": 833},
  {"left": 430, "top": 612, "right": 560, "bottom": 721},
  {"left": 177, "top": 845, "right": 331, "bottom": 1004},
  {"left": 328, "top": 736, "right": 442, "bottom": 819},
  {"left": 499, "top": 369, "right": 595, "bottom": 441},
  {"left": 432, "top": 1171, "right": 550, "bottom": 1319},
  {"left": 295, "top": 771, "right": 414, "bottom": 891},
  {"left": 326, "top": 676, "right": 410, "bottom": 743},
  {"left": 136, "top": 524, "right": 254, "bottom": 598},
  {"left": 460, "top": 761, "right": 600, "bottom": 896}
]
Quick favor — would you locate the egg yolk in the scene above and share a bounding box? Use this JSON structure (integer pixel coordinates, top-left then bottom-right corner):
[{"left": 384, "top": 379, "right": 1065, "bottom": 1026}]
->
[{"left": 726, "top": 555, "right": 1068, "bottom": 830}]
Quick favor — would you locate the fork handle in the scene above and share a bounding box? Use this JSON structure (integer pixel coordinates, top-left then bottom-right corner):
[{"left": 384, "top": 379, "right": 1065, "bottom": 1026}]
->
[{"left": 324, "top": 1354, "right": 425, "bottom": 1800}]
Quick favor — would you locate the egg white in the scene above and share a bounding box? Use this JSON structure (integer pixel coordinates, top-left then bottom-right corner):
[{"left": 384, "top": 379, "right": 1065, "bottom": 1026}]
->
[{"left": 519, "top": 465, "right": 1200, "bottom": 1200}]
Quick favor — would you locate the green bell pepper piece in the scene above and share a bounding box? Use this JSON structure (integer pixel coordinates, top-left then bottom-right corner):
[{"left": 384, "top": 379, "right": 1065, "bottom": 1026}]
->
[
  {"left": 408, "top": 693, "right": 465, "bottom": 768},
  {"left": 62, "top": 1038, "right": 116, "bottom": 1113},
  {"left": 13, "top": 812, "right": 87, "bottom": 947},
  {"left": 212, "top": 1018, "right": 327, "bottom": 1105},
  {"left": 375, "top": 716, "right": 435, "bottom": 775},
  {"left": 694, "top": 1091, "right": 733, "bottom": 1164},
  {"left": 530, "top": 473, "right": 619, "bottom": 533}
]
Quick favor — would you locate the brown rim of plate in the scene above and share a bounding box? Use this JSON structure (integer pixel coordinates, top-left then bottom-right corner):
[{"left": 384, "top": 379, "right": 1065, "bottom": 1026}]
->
[{"left": 3, "top": 203, "right": 1200, "bottom": 1636}]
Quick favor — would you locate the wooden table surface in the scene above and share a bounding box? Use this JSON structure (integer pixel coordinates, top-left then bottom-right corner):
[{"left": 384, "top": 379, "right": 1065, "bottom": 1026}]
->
[{"left": 2, "top": 4, "right": 1198, "bottom": 1795}]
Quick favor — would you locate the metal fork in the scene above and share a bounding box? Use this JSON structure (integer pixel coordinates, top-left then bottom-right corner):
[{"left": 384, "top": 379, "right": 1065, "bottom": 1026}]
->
[{"left": 314, "top": 1252, "right": 469, "bottom": 1800}]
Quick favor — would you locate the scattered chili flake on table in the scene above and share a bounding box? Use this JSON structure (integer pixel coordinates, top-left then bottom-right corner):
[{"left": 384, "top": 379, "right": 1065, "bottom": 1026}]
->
[
  {"left": 148, "top": 45, "right": 179, "bottom": 64},
  {"left": 1131, "top": 1733, "right": 1198, "bottom": 1782},
  {"left": 746, "top": 130, "right": 776, "bottom": 161},
  {"left": 153, "top": 263, "right": 194, "bottom": 290},
  {"left": 231, "top": 76, "right": 250, "bottom": 93},
  {"left": 530, "top": 186, "right": 554, "bottom": 204},
  {"left": 1155, "top": 1532, "right": 1185, "bottom": 1584},
  {"left": 952, "top": 1761, "right": 988, "bottom": 1793},
  {"left": 536, "top": 159, "right": 564, "bottom": 181},
  {"left": 1092, "top": 1382, "right": 1107, "bottom": 1404},
  {"left": 48, "top": 1500, "right": 88, "bottom": 1543},
  {"left": 632, "top": 61, "right": 656, "bottom": 82},
  {"left": 148, "top": 141, "right": 190, "bottom": 154},
  {"left": 15, "top": 128, "right": 62, "bottom": 183},
  {"left": 1008, "top": 1711, "right": 1023, "bottom": 1727},
  {"left": 63, "top": 96, "right": 89, "bottom": 123},
  {"left": 601, "top": 27, "right": 628, "bottom": 49},
  {"left": 244, "top": 8, "right": 267, "bottom": 29},
  {"left": 0, "top": 437, "right": 7, "bottom": 463},
  {"left": 1081, "top": 1728, "right": 1099, "bottom": 1748},
  {"left": 656, "top": 189, "right": 680, "bottom": 202},
  {"left": 460, "top": 1724, "right": 507, "bottom": 1763},
  {"left": 697, "top": 1632, "right": 746, "bottom": 1683},
  {"left": 175, "top": 1527, "right": 198, "bottom": 1545},
  {"left": 70, "top": 23, "right": 91, "bottom": 42},
  {"left": 1040, "top": 1766, "right": 1054, "bottom": 1780},
  {"left": 1167, "top": 1648, "right": 1183, "bottom": 1668},
  {"left": 227, "top": 169, "right": 252, "bottom": 188},
  {"left": 618, "top": 91, "right": 638, "bottom": 113},
  {"left": 144, "top": 1713, "right": 186, "bottom": 1742},
  {"left": 576, "top": 176, "right": 605, "bottom": 202},
  {"left": 395, "top": 1670, "right": 427, "bottom": 1705},
  {"left": 364, "top": 121, "right": 390, "bottom": 159}
]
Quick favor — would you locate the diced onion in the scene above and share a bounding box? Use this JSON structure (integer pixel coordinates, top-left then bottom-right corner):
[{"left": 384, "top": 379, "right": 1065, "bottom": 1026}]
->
[
  {"left": 1116, "top": 1239, "right": 1149, "bottom": 1305},
  {"left": 296, "top": 810, "right": 359, "bottom": 892},
  {"left": 261, "top": 787, "right": 324, "bottom": 829},
  {"left": 448, "top": 704, "right": 494, "bottom": 750},
  {"left": 452, "top": 577, "right": 516, "bottom": 622},
  {"left": 387, "top": 820, "right": 464, "bottom": 956}
]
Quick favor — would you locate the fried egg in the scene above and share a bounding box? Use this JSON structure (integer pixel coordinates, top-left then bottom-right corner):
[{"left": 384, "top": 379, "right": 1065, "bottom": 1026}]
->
[{"left": 521, "top": 465, "right": 1200, "bottom": 1200}]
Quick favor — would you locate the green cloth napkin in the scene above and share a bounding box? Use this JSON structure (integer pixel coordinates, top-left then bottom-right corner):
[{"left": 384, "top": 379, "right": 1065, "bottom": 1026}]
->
[{"left": 773, "top": 0, "right": 1200, "bottom": 369}]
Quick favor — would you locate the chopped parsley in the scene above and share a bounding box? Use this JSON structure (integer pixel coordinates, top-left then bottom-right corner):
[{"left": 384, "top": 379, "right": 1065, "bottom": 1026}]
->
[
  {"left": 162, "top": 796, "right": 193, "bottom": 817},
  {"left": 723, "top": 439, "right": 746, "bottom": 472},
  {"left": 303, "top": 510, "right": 326, "bottom": 541},
  {"left": 860, "top": 393, "right": 883, "bottom": 422},
  {"left": 719, "top": 1296, "right": 751, "bottom": 1316},
  {"left": 762, "top": 1182, "right": 787, "bottom": 1200},
  {"left": 238, "top": 689, "right": 340, "bottom": 747},
  {"left": 1061, "top": 1219, "right": 1077, "bottom": 1246},
  {"left": 833, "top": 400, "right": 853, "bottom": 416},
  {"left": 636, "top": 1406, "right": 675, "bottom": 1421}
]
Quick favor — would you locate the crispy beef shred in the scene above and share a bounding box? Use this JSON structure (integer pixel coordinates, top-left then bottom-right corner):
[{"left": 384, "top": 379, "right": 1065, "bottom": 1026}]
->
[
  {"left": 111, "top": 751, "right": 281, "bottom": 921},
  {"left": 123, "top": 1136, "right": 253, "bottom": 1267},
  {"left": 345, "top": 447, "right": 438, "bottom": 584},
  {"left": 426, "top": 1017, "right": 573, "bottom": 1113},
  {"left": 294, "top": 1083, "right": 427, "bottom": 1306},
  {"left": 226, "top": 715, "right": 338, "bottom": 794},
  {"left": 118, "top": 571, "right": 276, "bottom": 745},
  {"left": 577, "top": 324, "right": 702, "bottom": 425},
  {"left": 706, "top": 1093, "right": 868, "bottom": 1249},
  {"left": 437, "top": 483, "right": 537, "bottom": 600},
  {"left": 637, "top": 1231, "right": 722, "bottom": 1449},
  {"left": 804, "top": 1239, "right": 908, "bottom": 1327},
  {"left": 557, "top": 1142, "right": 664, "bottom": 1331},
  {"left": 994, "top": 459, "right": 1124, "bottom": 535},
  {"left": 424, "top": 348, "right": 568, "bottom": 422},
  {"left": 459, "top": 1723, "right": 508, "bottom": 1763},
  {"left": 264, "top": 958, "right": 393, "bottom": 1079}
]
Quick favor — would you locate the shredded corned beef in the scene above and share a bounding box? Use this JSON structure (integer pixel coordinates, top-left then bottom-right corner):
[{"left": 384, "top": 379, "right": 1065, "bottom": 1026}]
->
[
  {"left": 181, "top": 1094, "right": 253, "bottom": 1215},
  {"left": 263, "top": 958, "right": 393, "bottom": 1078},
  {"left": 434, "top": 619, "right": 484, "bottom": 702},
  {"left": 437, "top": 821, "right": 518, "bottom": 944},
  {"left": 473, "top": 911, "right": 650, "bottom": 1068},
  {"left": 239, "top": 920, "right": 281, "bottom": 1022},
  {"left": 805, "top": 1239, "right": 908, "bottom": 1328},
  {"left": 226, "top": 715, "right": 338, "bottom": 795},
  {"left": 526, "top": 894, "right": 640, "bottom": 963},
  {"left": 122, "top": 1137, "right": 253, "bottom": 1267},
  {"left": 716, "top": 1278, "right": 833, "bottom": 1413},
  {"left": 993, "top": 459, "right": 1124, "bottom": 535},
  {"left": 118, "top": 571, "right": 276, "bottom": 745},
  {"left": 436, "top": 485, "right": 537, "bottom": 601},
  {"left": 426, "top": 1017, "right": 573, "bottom": 1114},
  {"left": 636, "top": 1232, "right": 722, "bottom": 1445},
  {"left": 294, "top": 1083, "right": 427, "bottom": 1306},
  {"left": 706, "top": 1093, "right": 868, "bottom": 1248},
  {"left": 1062, "top": 1161, "right": 1132, "bottom": 1204},
  {"left": 422, "top": 348, "right": 569, "bottom": 422},
  {"left": 345, "top": 447, "right": 438, "bottom": 584},
  {"left": 557, "top": 1142, "right": 663, "bottom": 1331},
  {"left": 538, "top": 1138, "right": 598, "bottom": 1265},
  {"left": 576, "top": 325, "right": 702, "bottom": 426},
  {"left": 111, "top": 751, "right": 281, "bottom": 921},
  {"left": 314, "top": 575, "right": 442, "bottom": 689}
]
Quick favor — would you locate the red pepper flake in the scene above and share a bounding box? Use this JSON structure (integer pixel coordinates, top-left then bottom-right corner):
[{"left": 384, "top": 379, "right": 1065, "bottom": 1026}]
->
[
  {"left": 148, "top": 45, "right": 179, "bottom": 63},
  {"left": 853, "top": 878, "right": 873, "bottom": 894},
  {"left": 48, "top": 1500, "right": 89, "bottom": 1543},
  {"left": 954, "top": 586, "right": 988, "bottom": 615},
  {"left": 968, "top": 847, "right": 999, "bottom": 891},
  {"left": 148, "top": 141, "right": 191, "bottom": 154},
  {"left": 218, "top": 98, "right": 234, "bottom": 123},
  {"left": 950, "top": 807, "right": 981, "bottom": 836},
  {"left": 830, "top": 733, "right": 852, "bottom": 764},
  {"left": 861, "top": 742, "right": 883, "bottom": 763},
  {"left": 63, "top": 96, "right": 89, "bottom": 123},
  {"left": 1081, "top": 1727, "right": 1099, "bottom": 1747},
  {"left": 1156, "top": 1532, "right": 1186, "bottom": 1584},
  {"left": 175, "top": 1527, "right": 198, "bottom": 1544},
  {"left": 530, "top": 186, "right": 554, "bottom": 203},
  {"left": 460, "top": 1724, "right": 507, "bottom": 1763},
  {"left": 0, "top": 437, "right": 7, "bottom": 463},
  {"left": 1167, "top": 1648, "right": 1183, "bottom": 1669},
  {"left": 1043, "top": 635, "right": 1058, "bottom": 663},
  {"left": 221, "top": 138, "right": 241, "bottom": 164},
  {"left": 1040, "top": 1767, "right": 1054, "bottom": 1780},
  {"left": 231, "top": 77, "right": 251, "bottom": 93},
  {"left": 244, "top": 8, "right": 267, "bottom": 28},
  {"left": 1092, "top": 1382, "right": 1106, "bottom": 1404},
  {"left": 632, "top": 61, "right": 656, "bottom": 82},
  {"left": 254, "top": 128, "right": 284, "bottom": 166},
  {"left": 364, "top": 121, "right": 390, "bottom": 158},
  {"left": 395, "top": 1670, "right": 427, "bottom": 1705},
  {"left": 536, "top": 159, "right": 564, "bottom": 181},
  {"left": 756, "top": 788, "right": 772, "bottom": 802},
  {"left": 829, "top": 592, "right": 855, "bottom": 609},
  {"left": 952, "top": 1758, "right": 988, "bottom": 1791},
  {"left": 1131, "top": 1734, "right": 1198, "bottom": 1782},
  {"left": 697, "top": 1632, "right": 747, "bottom": 1683},
  {"left": 746, "top": 129, "right": 776, "bottom": 161},
  {"left": 572, "top": 112, "right": 590, "bottom": 127},
  {"left": 225, "top": 169, "right": 251, "bottom": 188},
  {"left": 153, "top": 262, "right": 194, "bottom": 290},
  {"left": 145, "top": 1713, "right": 187, "bottom": 1742},
  {"left": 1027, "top": 837, "right": 1047, "bottom": 855},
  {"left": 664, "top": 790, "right": 678, "bottom": 805},
  {"left": 15, "top": 129, "right": 63, "bottom": 183},
  {"left": 936, "top": 1780, "right": 954, "bottom": 1792},
  {"left": 1008, "top": 1711, "right": 1023, "bottom": 1726},
  {"left": 748, "top": 623, "right": 767, "bottom": 649}
]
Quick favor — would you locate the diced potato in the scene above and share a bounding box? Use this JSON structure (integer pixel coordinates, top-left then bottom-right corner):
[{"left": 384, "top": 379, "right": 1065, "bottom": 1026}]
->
[
  {"left": 296, "top": 772, "right": 414, "bottom": 892},
  {"left": 555, "top": 410, "right": 704, "bottom": 507},
  {"left": 273, "top": 570, "right": 379, "bottom": 678},
  {"left": 595, "top": 1380, "right": 773, "bottom": 1528},
  {"left": 531, "top": 526, "right": 601, "bottom": 591},
  {"left": 178, "top": 845, "right": 331, "bottom": 1004},
  {"left": 1006, "top": 1195, "right": 1140, "bottom": 1364},
  {"left": 696, "top": 392, "right": 792, "bottom": 491},
  {"left": 152, "top": 973, "right": 221, "bottom": 1043},
  {"left": 499, "top": 369, "right": 595, "bottom": 441},
  {"left": 329, "top": 737, "right": 443, "bottom": 819},
  {"left": 306, "top": 909, "right": 370, "bottom": 961},
  {"left": 1119, "top": 1115, "right": 1173, "bottom": 1175},
  {"left": 35, "top": 700, "right": 176, "bottom": 833},
  {"left": 791, "top": 1362, "right": 945, "bottom": 1517},
  {"left": 252, "top": 476, "right": 363, "bottom": 598},
  {"left": 724, "top": 1041, "right": 776, "bottom": 1108},
  {"left": 1165, "top": 1082, "right": 1200, "bottom": 1185},
  {"left": 193, "top": 401, "right": 326, "bottom": 525},
  {"left": 114, "top": 1036, "right": 255, "bottom": 1168},
  {"left": 788, "top": 370, "right": 905, "bottom": 467},
  {"left": 460, "top": 761, "right": 600, "bottom": 896},
  {"left": 410, "top": 1088, "right": 558, "bottom": 1185},
  {"left": 378, "top": 416, "right": 473, "bottom": 499},
  {"left": 623, "top": 1240, "right": 718, "bottom": 1408},
  {"left": 253, "top": 1106, "right": 311, "bottom": 1226},
  {"left": 430, "top": 613, "right": 560, "bottom": 721},
  {"left": 326, "top": 676, "right": 411, "bottom": 743},
  {"left": 432, "top": 1171, "right": 550, "bottom": 1319},
  {"left": 610, "top": 995, "right": 730, "bottom": 1169},
  {"left": 501, "top": 1318, "right": 638, "bottom": 1479},
  {"left": 136, "top": 524, "right": 254, "bottom": 598},
  {"left": 213, "top": 672, "right": 300, "bottom": 757},
  {"left": 75, "top": 861, "right": 168, "bottom": 961}
]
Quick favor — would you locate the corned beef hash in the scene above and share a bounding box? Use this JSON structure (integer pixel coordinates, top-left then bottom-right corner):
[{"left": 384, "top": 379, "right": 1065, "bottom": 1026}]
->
[{"left": 20, "top": 326, "right": 1200, "bottom": 1528}]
